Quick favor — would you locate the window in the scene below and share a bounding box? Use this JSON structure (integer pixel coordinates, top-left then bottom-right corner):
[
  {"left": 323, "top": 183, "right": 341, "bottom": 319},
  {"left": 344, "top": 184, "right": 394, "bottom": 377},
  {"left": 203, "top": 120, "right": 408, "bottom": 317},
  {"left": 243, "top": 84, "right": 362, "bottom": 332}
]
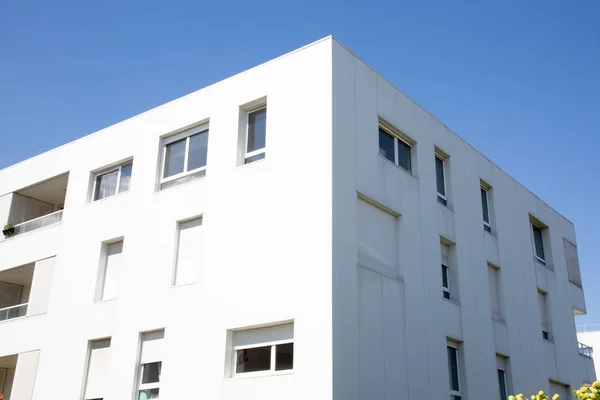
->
[
  {"left": 356, "top": 197, "right": 399, "bottom": 279},
  {"left": 435, "top": 154, "right": 447, "bottom": 205},
  {"left": 481, "top": 185, "right": 491, "bottom": 233},
  {"left": 378, "top": 126, "right": 412, "bottom": 173},
  {"left": 549, "top": 382, "right": 570, "bottom": 400},
  {"left": 243, "top": 106, "right": 267, "bottom": 164},
  {"left": 538, "top": 290, "right": 550, "bottom": 340},
  {"left": 173, "top": 217, "right": 203, "bottom": 285},
  {"left": 488, "top": 264, "right": 503, "bottom": 321},
  {"left": 231, "top": 323, "right": 294, "bottom": 377},
  {"left": 532, "top": 224, "right": 545, "bottom": 262},
  {"left": 82, "top": 339, "right": 111, "bottom": 400},
  {"left": 137, "top": 330, "right": 164, "bottom": 399},
  {"left": 447, "top": 344, "right": 462, "bottom": 400},
  {"left": 564, "top": 239, "right": 582, "bottom": 287},
  {"left": 441, "top": 243, "right": 451, "bottom": 300},
  {"left": 93, "top": 161, "right": 133, "bottom": 201},
  {"left": 497, "top": 369, "right": 507, "bottom": 400},
  {"left": 95, "top": 240, "right": 124, "bottom": 301},
  {"left": 160, "top": 123, "right": 209, "bottom": 190}
]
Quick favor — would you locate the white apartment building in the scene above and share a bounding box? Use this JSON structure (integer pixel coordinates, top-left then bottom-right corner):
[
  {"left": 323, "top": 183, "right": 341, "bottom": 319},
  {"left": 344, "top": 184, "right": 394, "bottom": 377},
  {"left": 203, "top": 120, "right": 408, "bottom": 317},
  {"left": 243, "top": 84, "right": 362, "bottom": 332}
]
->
[
  {"left": 0, "top": 36, "right": 595, "bottom": 400},
  {"left": 578, "top": 325, "right": 600, "bottom": 382}
]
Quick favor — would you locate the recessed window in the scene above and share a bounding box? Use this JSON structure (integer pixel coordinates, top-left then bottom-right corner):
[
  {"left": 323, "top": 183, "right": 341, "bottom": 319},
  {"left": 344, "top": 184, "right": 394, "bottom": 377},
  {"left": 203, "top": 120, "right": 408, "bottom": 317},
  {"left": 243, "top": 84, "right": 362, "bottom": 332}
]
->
[
  {"left": 95, "top": 240, "right": 124, "bottom": 301},
  {"left": 137, "top": 330, "right": 164, "bottom": 399},
  {"left": 532, "top": 224, "right": 545, "bottom": 262},
  {"left": 82, "top": 339, "right": 111, "bottom": 400},
  {"left": 441, "top": 243, "right": 451, "bottom": 300},
  {"left": 160, "top": 123, "right": 209, "bottom": 190},
  {"left": 378, "top": 126, "right": 412, "bottom": 173},
  {"left": 564, "top": 239, "right": 582, "bottom": 287},
  {"left": 231, "top": 323, "right": 294, "bottom": 377},
  {"left": 538, "top": 290, "right": 551, "bottom": 340},
  {"left": 497, "top": 369, "right": 508, "bottom": 400},
  {"left": 481, "top": 186, "right": 491, "bottom": 233},
  {"left": 243, "top": 105, "right": 267, "bottom": 164},
  {"left": 488, "top": 264, "right": 503, "bottom": 321},
  {"left": 92, "top": 161, "right": 133, "bottom": 201},
  {"left": 435, "top": 154, "right": 447, "bottom": 206},
  {"left": 173, "top": 217, "right": 203, "bottom": 286},
  {"left": 447, "top": 344, "right": 462, "bottom": 400}
]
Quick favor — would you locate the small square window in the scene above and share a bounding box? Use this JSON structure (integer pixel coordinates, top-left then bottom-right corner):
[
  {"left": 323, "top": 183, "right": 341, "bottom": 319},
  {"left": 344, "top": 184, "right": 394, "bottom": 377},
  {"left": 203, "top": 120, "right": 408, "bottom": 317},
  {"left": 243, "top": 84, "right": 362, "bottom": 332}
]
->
[
  {"left": 378, "top": 125, "right": 413, "bottom": 173},
  {"left": 92, "top": 161, "right": 133, "bottom": 201},
  {"left": 159, "top": 124, "right": 209, "bottom": 190}
]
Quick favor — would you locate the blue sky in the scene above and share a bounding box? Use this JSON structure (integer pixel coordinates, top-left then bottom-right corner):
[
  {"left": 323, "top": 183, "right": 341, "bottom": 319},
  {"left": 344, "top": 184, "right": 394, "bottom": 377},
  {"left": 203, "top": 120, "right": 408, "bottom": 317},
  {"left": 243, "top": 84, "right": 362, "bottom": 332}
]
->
[{"left": 1, "top": 1, "right": 598, "bottom": 323}]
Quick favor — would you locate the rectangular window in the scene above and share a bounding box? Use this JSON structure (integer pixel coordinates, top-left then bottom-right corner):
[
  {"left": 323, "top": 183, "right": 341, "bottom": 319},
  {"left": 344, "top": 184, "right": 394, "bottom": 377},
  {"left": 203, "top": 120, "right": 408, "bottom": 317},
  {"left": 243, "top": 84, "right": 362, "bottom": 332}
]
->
[
  {"left": 356, "top": 197, "right": 399, "bottom": 278},
  {"left": 488, "top": 264, "right": 503, "bottom": 321},
  {"left": 447, "top": 345, "right": 462, "bottom": 400},
  {"left": 481, "top": 186, "right": 491, "bottom": 232},
  {"left": 378, "top": 126, "right": 412, "bottom": 173},
  {"left": 441, "top": 243, "right": 451, "bottom": 300},
  {"left": 532, "top": 224, "right": 546, "bottom": 262},
  {"left": 243, "top": 106, "right": 267, "bottom": 164},
  {"left": 564, "top": 239, "right": 582, "bottom": 287},
  {"left": 232, "top": 323, "right": 294, "bottom": 377},
  {"left": 82, "top": 339, "right": 111, "bottom": 400},
  {"left": 96, "top": 240, "right": 124, "bottom": 301},
  {"left": 497, "top": 369, "right": 508, "bottom": 400},
  {"left": 137, "top": 330, "right": 164, "bottom": 399},
  {"left": 538, "top": 290, "right": 550, "bottom": 340},
  {"left": 93, "top": 161, "right": 133, "bottom": 201},
  {"left": 160, "top": 123, "right": 209, "bottom": 190},
  {"left": 435, "top": 155, "right": 447, "bottom": 205},
  {"left": 173, "top": 217, "right": 203, "bottom": 285}
]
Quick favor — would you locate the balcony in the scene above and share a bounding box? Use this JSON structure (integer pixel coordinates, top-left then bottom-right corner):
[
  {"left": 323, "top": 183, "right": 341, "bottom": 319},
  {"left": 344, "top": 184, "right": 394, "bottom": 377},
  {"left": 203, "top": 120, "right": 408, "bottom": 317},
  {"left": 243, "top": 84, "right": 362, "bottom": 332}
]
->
[
  {"left": 578, "top": 342, "right": 593, "bottom": 358},
  {"left": 0, "top": 350, "right": 40, "bottom": 400},
  {"left": 1, "top": 173, "right": 68, "bottom": 240}
]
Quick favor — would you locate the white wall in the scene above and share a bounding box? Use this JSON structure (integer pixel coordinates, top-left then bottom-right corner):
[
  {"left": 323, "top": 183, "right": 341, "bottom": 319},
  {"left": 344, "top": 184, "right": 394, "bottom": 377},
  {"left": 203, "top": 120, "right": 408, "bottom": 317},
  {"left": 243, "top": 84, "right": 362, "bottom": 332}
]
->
[
  {"left": 9, "top": 351, "right": 40, "bottom": 400},
  {"left": 331, "top": 38, "right": 589, "bottom": 399},
  {"left": 0, "top": 37, "right": 333, "bottom": 400}
]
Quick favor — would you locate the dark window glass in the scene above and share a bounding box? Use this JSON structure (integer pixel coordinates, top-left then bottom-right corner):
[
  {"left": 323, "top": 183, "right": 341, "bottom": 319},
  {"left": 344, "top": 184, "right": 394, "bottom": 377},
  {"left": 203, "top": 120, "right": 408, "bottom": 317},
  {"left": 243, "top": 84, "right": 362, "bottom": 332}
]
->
[
  {"left": 533, "top": 225, "right": 545, "bottom": 260},
  {"left": 138, "top": 388, "right": 159, "bottom": 400},
  {"left": 442, "top": 265, "right": 449, "bottom": 300},
  {"left": 141, "top": 362, "right": 161, "bottom": 384},
  {"left": 164, "top": 138, "right": 186, "bottom": 178},
  {"left": 247, "top": 108, "right": 267, "bottom": 153},
  {"left": 447, "top": 346, "right": 460, "bottom": 392},
  {"left": 435, "top": 156, "right": 445, "bottom": 196},
  {"left": 94, "top": 169, "right": 119, "bottom": 200},
  {"left": 497, "top": 369, "right": 507, "bottom": 400},
  {"left": 542, "top": 331, "right": 549, "bottom": 340},
  {"left": 397, "top": 140, "right": 411, "bottom": 172},
  {"left": 236, "top": 346, "right": 271, "bottom": 373},
  {"left": 378, "top": 128, "right": 395, "bottom": 163},
  {"left": 275, "top": 343, "right": 294, "bottom": 371},
  {"left": 119, "top": 163, "right": 133, "bottom": 193},
  {"left": 187, "top": 131, "right": 208, "bottom": 171},
  {"left": 244, "top": 152, "right": 266, "bottom": 164},
  {"left": 481, "top": 188, "right": 490, "bottom": 224}
]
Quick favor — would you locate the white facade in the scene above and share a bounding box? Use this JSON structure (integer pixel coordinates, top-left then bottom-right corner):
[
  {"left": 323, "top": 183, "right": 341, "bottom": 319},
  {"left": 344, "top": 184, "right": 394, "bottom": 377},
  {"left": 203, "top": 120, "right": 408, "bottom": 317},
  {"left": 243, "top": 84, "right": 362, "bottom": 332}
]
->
[
  {"left": 578, "top": 325, "right": 600, "bottom": 383},
  {"left": 0, "top": 37, "right": 594, "bottom": 400}
]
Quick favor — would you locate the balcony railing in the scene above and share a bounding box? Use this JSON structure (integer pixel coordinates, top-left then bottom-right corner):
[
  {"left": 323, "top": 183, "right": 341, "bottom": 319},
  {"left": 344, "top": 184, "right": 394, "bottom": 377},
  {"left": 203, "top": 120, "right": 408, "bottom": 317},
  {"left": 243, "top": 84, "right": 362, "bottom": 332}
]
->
[
  {"left": 577, "top": 323, "right": 600, "bottom": 333},
  {"left": 578, "top": 342, "right": 594, "bottom": 358},
  {"left": 0, "top": 303, "right": 28, "bottom": 322},
  {"left": 11, "top": 210, "right": 63, "bottom": 237}
]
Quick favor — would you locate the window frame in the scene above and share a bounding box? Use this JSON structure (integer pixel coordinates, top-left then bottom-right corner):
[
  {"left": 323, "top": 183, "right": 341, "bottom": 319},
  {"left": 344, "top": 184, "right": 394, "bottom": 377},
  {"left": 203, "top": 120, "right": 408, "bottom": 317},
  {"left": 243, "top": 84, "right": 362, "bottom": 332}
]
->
[
  {"left": 378, "top": 122, "right": 414, "bottom": 174},
  {"left": 159, "top": 123, "right": 209, "bottom": 188},
  {"left": 497, "top": 369, "right": 508, "bottom": 400},
  {"left": 244, "top": 104, "right": 267, "bottom": 163},
  {"left": 531, "top": 224, "right": 546, "bottom": 263},
  {"left": 481, "top": 186, "right": 492, "bottom": 233},
  {"left": 435, "top": 153, "right": 447, "bottom": 205},
  {"left": 232, "top": 337, "right": 294, "bottom": 378},
  {"left": 447, "top": 343, "right": 462, "bottom": 399},
  {"left": 138, "top": 361, "right": 161, "bottom": 396},
  {"left": 538, "top": 289, "right": 551, "bottom": 341},
  {"left": 442, "top": 263, "right": 450, "bottom": 300},
  {"left": 92, "top": 161, "right": 133, "bottom": 202}
]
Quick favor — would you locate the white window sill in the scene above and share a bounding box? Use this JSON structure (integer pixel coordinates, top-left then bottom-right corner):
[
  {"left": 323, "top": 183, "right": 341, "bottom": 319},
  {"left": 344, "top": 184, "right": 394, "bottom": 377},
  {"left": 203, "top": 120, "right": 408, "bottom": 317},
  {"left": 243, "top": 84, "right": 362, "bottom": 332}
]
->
[
  {"left": 87, "top": 190, "right": 130, "bottom": 205},
  {"left": 543, "top": 337, "right": 555, "bottom": 345},
  {"left": 155, "top": 174, "right": 207, "bottom": 193},
  {"left": 226, "top": 370, "right": 294, "bottom": 381},
  {"left": 443, "top": 298, "right": 461, "bottom": 307},
  {"left": 491, "top": 317, "right": 506, "bottom": 325},
  {"left": 483, "top": 229, "right": 498, "bottom": 239},
  {"left": 170, "top": 281, "right": 199, "bottom": 289},
  {"left": 534, "top": 257, "right": 554, "bottom": 272},
  {"left": 378, "top": 154, "right": 418, "bottom": 180},
  {"left": 93, "top": 298, "right": 116, "bottom": 304},
  {"left": 0, "top": 312, "right": 46, "bottom": 325},
  {"left": 237, "top": 157, "right": 267, "bottom": 169}
]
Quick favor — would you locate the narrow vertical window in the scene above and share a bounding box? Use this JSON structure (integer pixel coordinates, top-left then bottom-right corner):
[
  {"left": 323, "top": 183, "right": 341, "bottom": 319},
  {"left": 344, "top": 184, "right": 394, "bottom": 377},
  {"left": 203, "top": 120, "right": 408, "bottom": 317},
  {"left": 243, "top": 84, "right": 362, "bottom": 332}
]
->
[
  {"left": 564, "top": 239, "right": 582, "bottom": 287},
  {"left": 538, "top": 290, "right": 550, "bottom": 340},
  {"left": 435, "top": 155, "right": 447, "bottom": 205},
  {"left": 92, "top": 161, "right": 133, "bottom": 201},
  {"left": 497, "top": 369, "right": 508, "bottom": 400},
  {"left": 173, "top": 217, "right": 203, "bottom": 285},
  {"left": 481, "top": 186, "right": 491, "bottom": 232},
  {"left": 447, "top": 345, "right": 462, "bottom": 400},
  {"left": 137, "top": 330, "right": 164, "bottom": 399},
  {"left": 244, "top": 106, "right": 267, "bottom": 164},
  {"left": 378, "top": 124, "right": 414, "bottom": 173},
  {"left": 96, "top": 240, "right": 124, "bottom": 301},
  {"left": 532, "top": 225, "right": 545, "bottom": 262},
  {"left": 488, "top": 264, "right": 503, "bottom": 321},
  {"left": 82, "top": 338, "right": 111, "bottom": 400},
  {"left": 441, "top": 243, "right": 451, "bottom": 300}
]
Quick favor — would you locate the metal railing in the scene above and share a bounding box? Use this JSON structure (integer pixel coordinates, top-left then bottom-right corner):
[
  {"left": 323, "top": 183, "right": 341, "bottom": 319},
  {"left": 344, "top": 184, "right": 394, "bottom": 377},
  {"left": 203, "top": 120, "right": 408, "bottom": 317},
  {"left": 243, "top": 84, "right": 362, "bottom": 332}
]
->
[
  {"left": 577, "top": 324, "right": 600, "bottom": 333},
  {"left": 0, "top": 303, "right": 28, "bottom": 321},
  {"left": 578, "top": 342, "right": 594, "bottom": 358},
  {"left": 10, "top": 210, "right": 63, "bottom": 237}
]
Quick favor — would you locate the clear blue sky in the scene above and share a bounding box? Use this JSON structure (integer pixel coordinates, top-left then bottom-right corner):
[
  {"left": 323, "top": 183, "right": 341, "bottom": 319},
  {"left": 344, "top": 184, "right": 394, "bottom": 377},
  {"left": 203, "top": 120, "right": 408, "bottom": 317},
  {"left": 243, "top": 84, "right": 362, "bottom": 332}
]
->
[{"left": 1, "top": 1, "right": 598, "bottom": 323}]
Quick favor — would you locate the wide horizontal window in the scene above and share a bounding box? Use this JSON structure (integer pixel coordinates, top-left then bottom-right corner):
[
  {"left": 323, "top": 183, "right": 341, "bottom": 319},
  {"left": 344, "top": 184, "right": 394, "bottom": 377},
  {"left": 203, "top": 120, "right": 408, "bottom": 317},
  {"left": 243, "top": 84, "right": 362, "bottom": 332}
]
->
[
  {"left": 93, "top": 161, "right": 133, "bottom": 201},
  {"left": 378, "top": 127, "right": 412, "bottom": 173},
  {"left": 160, "top": 123, "right": 209, "bottom": 190}
]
